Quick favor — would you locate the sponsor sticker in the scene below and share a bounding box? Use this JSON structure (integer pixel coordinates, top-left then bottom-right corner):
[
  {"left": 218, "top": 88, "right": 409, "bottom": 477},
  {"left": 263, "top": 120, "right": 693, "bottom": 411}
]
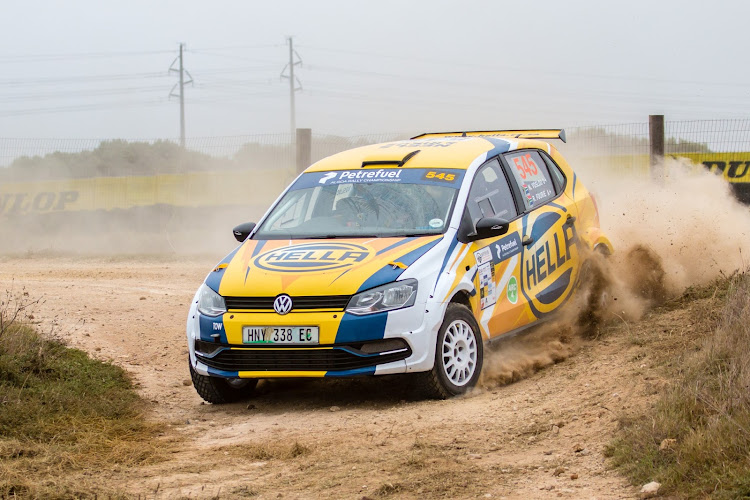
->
[
  {"left": 507, "top": 276, "right": 518, "bottom": 304},
  {"left": 253, "top": 242, "right": 372, "bottom": 273},
  {"left": 474, "top": 246, "right": 493, "bottom": 266}
]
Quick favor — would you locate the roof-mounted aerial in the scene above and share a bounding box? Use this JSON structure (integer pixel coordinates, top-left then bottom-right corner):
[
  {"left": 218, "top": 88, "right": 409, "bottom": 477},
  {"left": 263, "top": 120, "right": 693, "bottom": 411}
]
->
[{"left": 411, "top": 129, "right": 567, "bottom": 143}]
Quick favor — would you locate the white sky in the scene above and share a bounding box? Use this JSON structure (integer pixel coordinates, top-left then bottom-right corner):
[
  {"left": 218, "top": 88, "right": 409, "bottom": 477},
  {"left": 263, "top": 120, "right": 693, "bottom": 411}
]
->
[{"left": 1, "top": 0, "right": 748, "bottom": 139}]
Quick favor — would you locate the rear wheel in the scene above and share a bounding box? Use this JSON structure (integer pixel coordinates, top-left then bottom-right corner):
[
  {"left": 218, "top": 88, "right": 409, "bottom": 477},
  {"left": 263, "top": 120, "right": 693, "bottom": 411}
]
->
[
  {"left": 577, "top": 247, "right": 613, "bottom": 337},
  {"left": 416, "top": 303, "right": 483, "bottom": 399},
  {"left": 189, "top": 358, "right": 258, "bottom": 404}
]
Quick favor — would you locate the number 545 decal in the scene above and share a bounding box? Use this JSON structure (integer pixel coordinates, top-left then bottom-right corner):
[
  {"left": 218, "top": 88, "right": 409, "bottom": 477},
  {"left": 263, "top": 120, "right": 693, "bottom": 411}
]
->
[
  {"left": 513, "top": 154, "right": 539, "bottom": 180},
  {"left": 424, "top": 171, "right": 457, "bottom": 182}
]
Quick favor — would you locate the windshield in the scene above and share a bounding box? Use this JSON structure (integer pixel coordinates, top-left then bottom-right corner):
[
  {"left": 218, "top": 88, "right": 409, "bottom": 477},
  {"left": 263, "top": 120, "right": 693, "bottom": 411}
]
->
[{"left": 254, "top": 168, "right": 463, "bottom": 239}]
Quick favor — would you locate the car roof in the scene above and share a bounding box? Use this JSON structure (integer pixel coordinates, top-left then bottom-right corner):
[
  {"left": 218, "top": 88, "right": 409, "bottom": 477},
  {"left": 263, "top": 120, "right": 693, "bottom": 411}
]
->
[{"left": 304, "top": 136, "right": 557, "bottom": 173}]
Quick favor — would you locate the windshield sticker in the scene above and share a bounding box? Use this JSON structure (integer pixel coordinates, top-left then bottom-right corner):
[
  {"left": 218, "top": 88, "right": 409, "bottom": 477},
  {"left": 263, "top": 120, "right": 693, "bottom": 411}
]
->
[
  {"left": 292, "top": 168, "right": 465, "bottom": 191},
  {"left": 429, "top": 218, "right": 443, "bottom": 229}
]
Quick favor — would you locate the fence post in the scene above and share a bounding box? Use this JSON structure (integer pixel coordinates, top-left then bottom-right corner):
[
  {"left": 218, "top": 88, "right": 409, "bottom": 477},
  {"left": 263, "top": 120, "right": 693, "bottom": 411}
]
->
[
  {"left": 296, "top": 128, "right": 312, "bottom": 174},
  {"left": 649, "top": 114, "right": 665, "bottom": 182}
]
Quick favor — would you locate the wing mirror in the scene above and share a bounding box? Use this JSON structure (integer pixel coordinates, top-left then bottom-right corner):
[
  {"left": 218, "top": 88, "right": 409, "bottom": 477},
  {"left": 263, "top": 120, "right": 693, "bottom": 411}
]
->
[
  {"left": 232, "top": 222, "right": 256, "bottom": 242},
  {"left": 472, "top": 217, "right": 510, "bottom": 241}
]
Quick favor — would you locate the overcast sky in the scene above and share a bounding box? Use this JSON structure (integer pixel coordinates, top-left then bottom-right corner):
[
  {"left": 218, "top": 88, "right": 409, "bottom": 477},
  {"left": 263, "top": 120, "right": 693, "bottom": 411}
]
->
[{"left": 1, "top": 0, "right": 748, "bottom": 140}]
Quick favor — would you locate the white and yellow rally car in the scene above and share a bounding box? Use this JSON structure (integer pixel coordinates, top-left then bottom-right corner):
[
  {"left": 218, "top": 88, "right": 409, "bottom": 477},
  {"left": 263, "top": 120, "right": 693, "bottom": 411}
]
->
[{"left": 187, "top": 130, "right": 612, "bottom": 403}]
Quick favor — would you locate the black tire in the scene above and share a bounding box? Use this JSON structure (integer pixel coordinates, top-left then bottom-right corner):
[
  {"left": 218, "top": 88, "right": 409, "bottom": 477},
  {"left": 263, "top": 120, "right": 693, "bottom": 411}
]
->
[
  {"left": 577, "top": 248, "right": 613, "bottom": 337},
  {"left": 189, "top": 358, "right": 258, "bottom": 404},
  {"left": 416, "top": 303, "right": 484, "bottom": 399}
]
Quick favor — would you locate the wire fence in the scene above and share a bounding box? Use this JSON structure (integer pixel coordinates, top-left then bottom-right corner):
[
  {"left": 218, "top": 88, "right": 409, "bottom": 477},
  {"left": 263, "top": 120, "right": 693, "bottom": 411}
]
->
[
  {"left": 2, "top": 119, "right": 750, "bottom": 178},
  {"left": 566, "top": 119, "right": 750, "bottom": 156}
]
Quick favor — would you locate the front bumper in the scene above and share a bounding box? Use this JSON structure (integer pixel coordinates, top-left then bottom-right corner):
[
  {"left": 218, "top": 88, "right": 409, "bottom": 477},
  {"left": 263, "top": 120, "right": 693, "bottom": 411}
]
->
[{"left": 194, "top": 338, "right": 412, "bottom": 375}]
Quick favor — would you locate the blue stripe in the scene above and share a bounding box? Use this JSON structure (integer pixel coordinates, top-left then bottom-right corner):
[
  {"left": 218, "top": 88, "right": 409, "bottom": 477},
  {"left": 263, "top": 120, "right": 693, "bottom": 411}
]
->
[
  {"left": 483, "top": 137, "right": 512, "bottom": 158},
  {"left": 325, "top": 366, "right": 377, "bottom": 377},
  {"left": 205, "top": 365, "right": 239, "bottom": 378},
  {"left": 376, "top": 237, "right": 416, "bottom": 256},
  {"left": 356, "top": 237, "right": 442, "bottom": 293},
  {"left": 205, "top": 245, "right": 242, "bottom": 292},
  {"left": 433, "top": 236, "right": 460, "bottom": 293},
  {"left": 199, "top": 314, "right": 228, "bottom": 343},
  {"left": 572, "top": 173, "right": 578, "bottom": 198},
  {"left": 548, "top": 202, "right": 567, "bottom": 213},
  {"left": 335, "top": 311, "right": 388, "bottom": 343},
  {"left": 250, "top": 240, "right": 267, "bottom": 258},
  {"left": 244, "top": 240, "right": 267, "bottom": 284},
  {"left": 329, "top": 268, "right": 352, "bottom": 285}
]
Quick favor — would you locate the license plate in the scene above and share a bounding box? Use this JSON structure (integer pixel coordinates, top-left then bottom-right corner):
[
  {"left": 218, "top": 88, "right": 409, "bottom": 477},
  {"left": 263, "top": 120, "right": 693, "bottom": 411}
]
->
[{"left": 242, "top": 326, "right": 319, "bottom": 344}]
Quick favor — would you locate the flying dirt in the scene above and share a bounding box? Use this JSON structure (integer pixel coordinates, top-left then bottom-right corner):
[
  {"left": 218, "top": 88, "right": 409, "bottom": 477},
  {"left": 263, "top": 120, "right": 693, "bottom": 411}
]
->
[{"left": 1, "top": 157, "right": 749, "bottom": 498}]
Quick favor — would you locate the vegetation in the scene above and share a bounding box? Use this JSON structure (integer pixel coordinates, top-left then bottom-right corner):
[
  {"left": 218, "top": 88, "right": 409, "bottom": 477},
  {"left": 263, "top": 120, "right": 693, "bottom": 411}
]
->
[
  {"left": 0, "top": 133, "right": 405, "bottom": 182},
  {"left": 606, "top": 271, "right": 750, "bottom": 498},
  {"left": 568, "top": 127, "right": 712, "bottom": 154},
  {"left": 0, "top": 292, "right": 164, "bottom": 498}
]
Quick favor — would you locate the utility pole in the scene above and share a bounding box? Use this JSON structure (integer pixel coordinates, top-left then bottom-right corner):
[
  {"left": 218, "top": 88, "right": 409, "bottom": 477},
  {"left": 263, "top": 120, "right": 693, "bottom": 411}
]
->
[
  {"left": 281, "top": 37, "right": 302, "bottom": 142},
  {"left": 169, "top": 43, "right": 193, "bottom": 148}
]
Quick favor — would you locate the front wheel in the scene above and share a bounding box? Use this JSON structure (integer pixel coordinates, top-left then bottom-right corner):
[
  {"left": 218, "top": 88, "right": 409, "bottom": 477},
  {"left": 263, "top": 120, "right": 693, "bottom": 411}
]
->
[
  {"left": 189, "top": 358, "right": 258, "bottom": 404},
  {"left": 416, "top": 303, "right": 483, "bottom": 399}
]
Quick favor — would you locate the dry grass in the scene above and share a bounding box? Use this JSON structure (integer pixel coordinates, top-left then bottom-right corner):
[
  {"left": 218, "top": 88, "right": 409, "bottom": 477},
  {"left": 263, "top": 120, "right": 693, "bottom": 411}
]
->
[
  {"left": 0, "top": 292, "right": 166, "bottom": 498},
  {"left": 220, "top": 440, "right": 311, "bottom": 461},
  {"left": 606, "top": 271, "right": 750, "bottom": 498}
]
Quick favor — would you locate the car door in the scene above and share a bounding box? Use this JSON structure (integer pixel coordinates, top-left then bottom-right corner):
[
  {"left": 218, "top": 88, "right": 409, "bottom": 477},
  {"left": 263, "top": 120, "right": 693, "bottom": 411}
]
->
[
  {"left": 461, "top": 159, "right": 528, "bottom": 340},
  {"left": 502, "top": 149, "right": 581, "bottom": 322}
]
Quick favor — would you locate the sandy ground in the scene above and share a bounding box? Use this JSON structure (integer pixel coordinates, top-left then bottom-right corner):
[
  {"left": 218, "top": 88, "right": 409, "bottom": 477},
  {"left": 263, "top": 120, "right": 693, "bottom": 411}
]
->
[{"left": 0, "top": 255, "right": 660, "bottom": 499}]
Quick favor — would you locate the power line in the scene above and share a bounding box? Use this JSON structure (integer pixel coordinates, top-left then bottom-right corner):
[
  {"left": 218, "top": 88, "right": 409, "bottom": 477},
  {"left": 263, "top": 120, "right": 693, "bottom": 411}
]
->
[
  {"left": 0, "top": 48, "right": 174, "bottom": 63},
  {"left": 299, "top": 44, "right": 750, "bottom": 90}
]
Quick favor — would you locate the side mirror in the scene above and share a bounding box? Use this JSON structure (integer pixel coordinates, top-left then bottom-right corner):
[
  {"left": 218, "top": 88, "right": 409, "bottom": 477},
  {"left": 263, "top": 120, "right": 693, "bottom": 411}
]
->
[
  {"left": 473, "top": 217, "right": 510, "bottom": 241},
  {"left": 232, "top": 222, "right": 256, "bottom": 242}
]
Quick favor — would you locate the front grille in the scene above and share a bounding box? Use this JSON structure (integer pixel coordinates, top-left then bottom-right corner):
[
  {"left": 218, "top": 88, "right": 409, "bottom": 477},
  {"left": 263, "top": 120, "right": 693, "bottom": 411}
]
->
[
  {"left": 196, "top": 345, "right": 411, "bottom": 372},
  {"left": 224, "top": 295, "right": 351, "bottom": 311}
]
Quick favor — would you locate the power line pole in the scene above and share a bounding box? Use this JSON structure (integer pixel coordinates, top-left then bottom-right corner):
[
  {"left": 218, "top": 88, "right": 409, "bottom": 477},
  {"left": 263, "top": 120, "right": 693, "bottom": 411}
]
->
[
  {"left": 169, "top": 43, "right": 193, "bottom": 148},
  {"left": 281, "top": 37, "right": 302, "bottom": 142}
]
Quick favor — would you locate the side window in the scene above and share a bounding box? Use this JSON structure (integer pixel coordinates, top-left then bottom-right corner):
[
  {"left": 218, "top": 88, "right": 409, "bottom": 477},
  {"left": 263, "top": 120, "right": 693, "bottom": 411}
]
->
[
  {"left": 505, "top": 150, "right": 556, "bottom": 211},
  {"left": 464, "top": 160, "right": 517, "bottom": 227},
  {"left": 541, "top": 152, "right": 566, "bottom": 191}
]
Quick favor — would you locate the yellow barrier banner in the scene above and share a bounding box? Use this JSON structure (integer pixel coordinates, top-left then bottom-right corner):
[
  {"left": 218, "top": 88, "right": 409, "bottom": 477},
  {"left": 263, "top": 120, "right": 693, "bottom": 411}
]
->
[
  {"left": 670, "top": 153, "right": 750, "bottom": 183},
  {"left": 0, "top": 169, "right": 294, "bottom": 216}
]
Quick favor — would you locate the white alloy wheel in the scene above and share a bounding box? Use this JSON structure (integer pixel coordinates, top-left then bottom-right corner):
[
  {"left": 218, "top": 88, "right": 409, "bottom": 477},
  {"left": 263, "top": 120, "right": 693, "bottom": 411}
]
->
[{"left": 441, "top": 319, "right": 478, "bottom": 386}]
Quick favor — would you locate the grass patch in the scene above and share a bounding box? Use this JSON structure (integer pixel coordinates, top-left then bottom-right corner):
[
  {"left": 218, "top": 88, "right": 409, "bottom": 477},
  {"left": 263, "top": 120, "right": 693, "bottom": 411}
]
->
[
  {"left": 0, "top": 294, "right": 165, "bottom": 498},
  {"left": 606, "top": 271, "right": 750, "bottom": 498},
  {"left": 221, "top": 440, "right": 311, "bottom": 461}
]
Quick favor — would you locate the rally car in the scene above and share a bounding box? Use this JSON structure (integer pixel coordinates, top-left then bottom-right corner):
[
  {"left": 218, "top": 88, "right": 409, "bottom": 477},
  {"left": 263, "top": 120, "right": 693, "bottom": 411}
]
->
[{"left": 186, "top": 129, "right": 612, "bottom": 403}]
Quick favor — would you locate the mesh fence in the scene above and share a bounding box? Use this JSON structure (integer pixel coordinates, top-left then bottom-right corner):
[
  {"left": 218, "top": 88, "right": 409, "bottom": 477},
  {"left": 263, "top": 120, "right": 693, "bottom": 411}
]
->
[
  {"left": 2, "top": 120, "right": 750, "bottom": 177},
  {"left": 566, "top": 119, "right": 750, "bottom": 156}
]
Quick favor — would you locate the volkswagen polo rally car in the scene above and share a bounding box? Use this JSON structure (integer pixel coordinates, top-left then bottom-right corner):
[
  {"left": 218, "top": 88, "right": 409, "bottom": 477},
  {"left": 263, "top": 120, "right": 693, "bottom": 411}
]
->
[{"left": 187, "top": 129, "right": 612, "bottom": 403}]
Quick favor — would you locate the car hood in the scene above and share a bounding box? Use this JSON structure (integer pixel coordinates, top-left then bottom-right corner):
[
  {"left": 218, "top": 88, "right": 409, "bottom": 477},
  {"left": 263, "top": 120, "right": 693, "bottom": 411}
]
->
[{"left": 208, "top": 236, "right": 443, "bottom": 298}]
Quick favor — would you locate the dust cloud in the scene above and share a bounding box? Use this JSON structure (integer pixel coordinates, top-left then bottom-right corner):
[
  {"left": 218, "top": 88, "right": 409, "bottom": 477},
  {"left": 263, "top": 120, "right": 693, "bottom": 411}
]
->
[{"left": 481, "top": 157, "right": 750, "bottom": 388}]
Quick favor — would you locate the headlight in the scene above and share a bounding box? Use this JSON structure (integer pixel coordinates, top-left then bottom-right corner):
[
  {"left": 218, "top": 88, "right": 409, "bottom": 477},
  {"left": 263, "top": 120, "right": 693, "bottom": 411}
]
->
[
  {"left": 197, "top": 284, "right": 227, "bottom": 317},
  {"left": 346, "top": 279, "right": 418, "bottom": 315}
]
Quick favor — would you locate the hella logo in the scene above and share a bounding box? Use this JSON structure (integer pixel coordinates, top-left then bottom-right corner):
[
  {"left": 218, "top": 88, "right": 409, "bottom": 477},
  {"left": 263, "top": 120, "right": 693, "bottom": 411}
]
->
[{"left": 253, "top": 242, "right": 371, "bottom": 273}]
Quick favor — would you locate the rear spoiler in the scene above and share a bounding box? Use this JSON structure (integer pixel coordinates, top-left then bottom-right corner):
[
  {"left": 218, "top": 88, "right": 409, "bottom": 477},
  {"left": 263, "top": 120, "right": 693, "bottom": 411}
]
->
[{"left": 411, "top": 129, "right": 566, "bottom": 143}]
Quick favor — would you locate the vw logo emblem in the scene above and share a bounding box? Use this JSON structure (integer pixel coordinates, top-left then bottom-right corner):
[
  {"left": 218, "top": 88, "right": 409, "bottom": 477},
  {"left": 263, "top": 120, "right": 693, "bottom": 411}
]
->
[{"left": 273, "top": 294, "right": 293, "bottom": 315}]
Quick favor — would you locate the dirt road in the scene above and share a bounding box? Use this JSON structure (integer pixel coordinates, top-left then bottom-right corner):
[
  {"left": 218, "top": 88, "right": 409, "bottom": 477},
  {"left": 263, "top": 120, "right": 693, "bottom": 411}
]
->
[{"left": 0, "top": 255, "right": 653, "bottom": 499}]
